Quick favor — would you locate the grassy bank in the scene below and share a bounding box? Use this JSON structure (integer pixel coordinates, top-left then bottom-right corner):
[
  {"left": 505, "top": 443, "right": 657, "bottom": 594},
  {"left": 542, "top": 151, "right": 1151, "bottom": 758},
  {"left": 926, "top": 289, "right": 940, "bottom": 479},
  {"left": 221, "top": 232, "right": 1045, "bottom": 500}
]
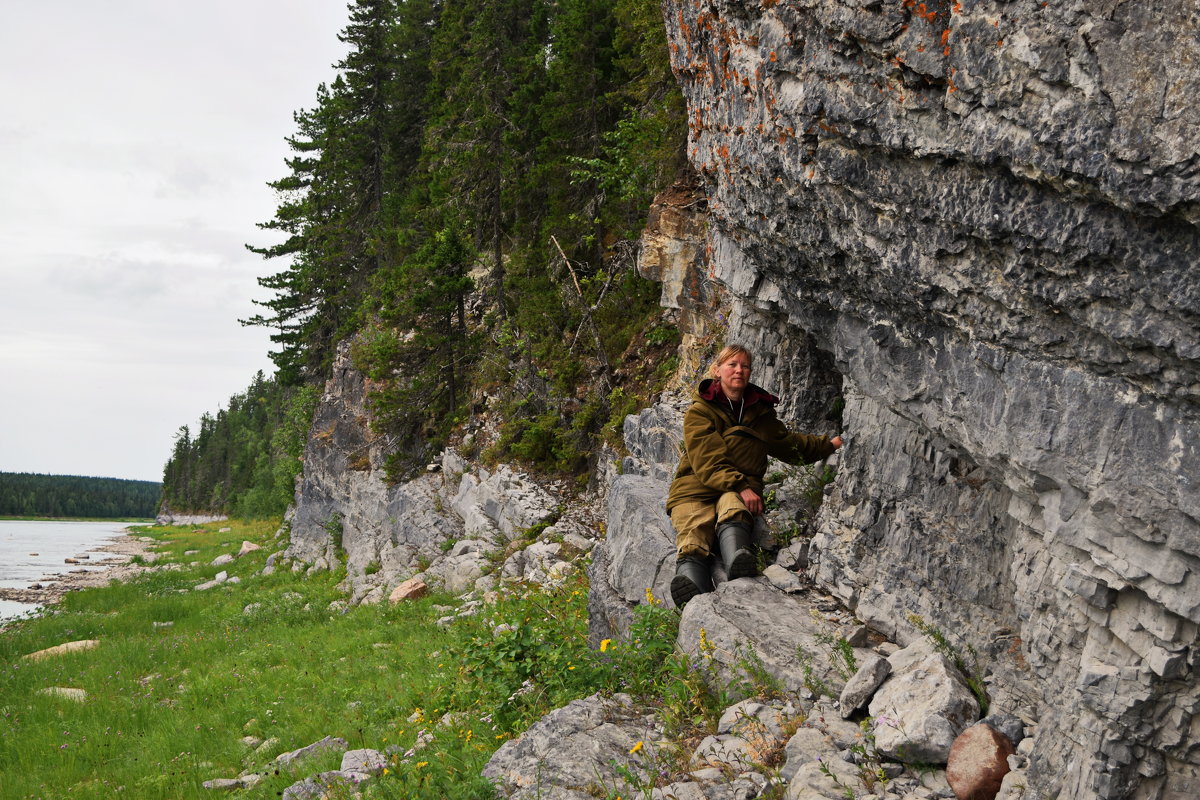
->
[{"left": 0, "top": 519, "right": 691, "bottom": 799}]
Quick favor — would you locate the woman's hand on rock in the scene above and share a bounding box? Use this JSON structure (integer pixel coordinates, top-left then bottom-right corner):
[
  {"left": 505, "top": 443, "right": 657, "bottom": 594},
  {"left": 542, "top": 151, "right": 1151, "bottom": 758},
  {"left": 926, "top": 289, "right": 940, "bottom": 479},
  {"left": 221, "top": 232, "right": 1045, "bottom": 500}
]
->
[{"left": 739, "top": 487, "right": 764, "bottom": 515}]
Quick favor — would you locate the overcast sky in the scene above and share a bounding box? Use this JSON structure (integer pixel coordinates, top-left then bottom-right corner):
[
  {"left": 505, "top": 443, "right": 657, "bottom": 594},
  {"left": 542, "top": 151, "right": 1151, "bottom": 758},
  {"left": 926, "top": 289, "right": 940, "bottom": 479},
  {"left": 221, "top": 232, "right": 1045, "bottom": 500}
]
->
[{"left": 0, "top": 2, "right": 350, "bottom": 482}]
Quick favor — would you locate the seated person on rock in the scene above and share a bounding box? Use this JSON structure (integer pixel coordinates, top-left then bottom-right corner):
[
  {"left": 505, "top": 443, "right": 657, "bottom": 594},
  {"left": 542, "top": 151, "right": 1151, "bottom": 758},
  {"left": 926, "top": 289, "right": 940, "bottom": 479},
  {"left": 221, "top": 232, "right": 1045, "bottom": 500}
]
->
[{"left": 667, "top": 344, "right": 843, "bottom": 607}]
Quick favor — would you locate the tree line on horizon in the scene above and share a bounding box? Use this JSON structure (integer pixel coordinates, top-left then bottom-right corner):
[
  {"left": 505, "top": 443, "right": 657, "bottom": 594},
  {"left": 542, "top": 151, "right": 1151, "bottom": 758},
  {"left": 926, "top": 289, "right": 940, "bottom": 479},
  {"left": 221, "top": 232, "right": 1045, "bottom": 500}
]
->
[
  {"left": 160, "top": 0, "right": 688, "bottom": 516},
  {"left": 0, "top": 472, "right": 161, "bottom": 520}
]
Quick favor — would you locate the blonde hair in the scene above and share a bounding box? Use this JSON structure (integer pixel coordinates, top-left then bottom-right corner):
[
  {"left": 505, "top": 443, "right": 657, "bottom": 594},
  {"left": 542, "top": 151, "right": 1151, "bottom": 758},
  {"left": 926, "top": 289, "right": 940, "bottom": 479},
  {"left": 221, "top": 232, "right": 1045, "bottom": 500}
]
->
[{"left": 708, "top": 344, "right": 753, "bottom": 378}]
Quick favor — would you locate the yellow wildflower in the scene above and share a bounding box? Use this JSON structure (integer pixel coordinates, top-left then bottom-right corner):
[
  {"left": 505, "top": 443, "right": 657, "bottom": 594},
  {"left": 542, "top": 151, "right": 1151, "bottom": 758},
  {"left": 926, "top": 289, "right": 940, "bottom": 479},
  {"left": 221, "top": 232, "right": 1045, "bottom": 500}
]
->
[
  {"left": 416, "top": 761, "right": 428, "bottom": 769},
  {"left": 600, "top": 639, "right": 612, "bottom": 652},
  {"left": 382, "top": 768, "right": 390, "bottom": 775},
  {"left": 645, "top": 587, "right": 657, "bottom": 606},
  {"left": 629, "top": 740, "right": 644, "bottom": 754}
]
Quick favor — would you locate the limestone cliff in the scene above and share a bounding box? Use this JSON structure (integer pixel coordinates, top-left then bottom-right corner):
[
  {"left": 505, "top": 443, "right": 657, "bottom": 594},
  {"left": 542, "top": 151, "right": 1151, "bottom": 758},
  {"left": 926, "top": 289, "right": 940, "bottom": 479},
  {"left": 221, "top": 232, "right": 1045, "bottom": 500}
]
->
[{"left": 659, "top": 1, "right": 1199, "bottom": 798}]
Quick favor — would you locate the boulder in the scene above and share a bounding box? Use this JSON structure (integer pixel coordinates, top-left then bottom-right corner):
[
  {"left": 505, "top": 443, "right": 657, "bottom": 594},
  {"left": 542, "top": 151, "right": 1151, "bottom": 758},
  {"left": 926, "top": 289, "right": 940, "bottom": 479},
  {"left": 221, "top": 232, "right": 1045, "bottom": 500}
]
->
[
  {"left": 281, "top": 771, "right": 372, "bottom": 800},
  {"left": 677, "top": 579, "right": 872, "bottom": 700},
  {"left": 36, "top": 687, "right": 88, "bottom": 702},
  {"left": 690, "top": 734, "right": 757, "bottom": 772},
  {"left": 274, "top": 735, "right": 349, "bottom": 768},
  {"left": 237, "top": 541, "right": 262, "bottom": 557},
  {"left": 838, "top": 653, "right": 891, "bottom": 718},
  {"left": 762, "top": 564, "right": 804, "bottom": 594},
  {"left": 783, "top": 754, "right": 863, "bottom": 800},
  {"left": 780, "top": 728, "right": 838, "bottom": 783},
  {"left": 717, "top": 699, "right": 796, "bottom": 742},
  {"left": 868, "top": 640, "right": 980, "bottom": 764},
  {"left": 23, "top": 640, "right": 99, "bottom": 661},
  {"left": 482, "top": 693, "right": 660, "bottom": 800},
  {"left": 425, "top": 544, "right": 487, "bottom": 594},
  {"left": 389, "top": 579, "right": 428, "bottom": 603},
  {"left": 946, "top": 723, "right": 1016, "bottom": 800},
  {"left": 201, "top": 778, "right": 244, "bottom": 791},
  {"left": 340, "top": 748, "right": 387, "bottom": 775}
]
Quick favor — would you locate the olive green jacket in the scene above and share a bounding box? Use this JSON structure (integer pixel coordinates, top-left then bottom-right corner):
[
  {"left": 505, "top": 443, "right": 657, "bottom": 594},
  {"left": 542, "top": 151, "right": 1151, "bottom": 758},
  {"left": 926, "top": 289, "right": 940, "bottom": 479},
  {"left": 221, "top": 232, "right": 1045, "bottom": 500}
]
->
[{"left": 665, "top": 379, "right": 836, "bottom": 511}]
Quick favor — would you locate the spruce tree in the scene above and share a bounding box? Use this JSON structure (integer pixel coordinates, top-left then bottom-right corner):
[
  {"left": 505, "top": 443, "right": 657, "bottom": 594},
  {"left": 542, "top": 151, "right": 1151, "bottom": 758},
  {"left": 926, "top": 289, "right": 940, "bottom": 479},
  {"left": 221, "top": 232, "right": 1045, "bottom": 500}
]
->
[{"left": 245, "top": 0, "right": 436, "bottom": 383}]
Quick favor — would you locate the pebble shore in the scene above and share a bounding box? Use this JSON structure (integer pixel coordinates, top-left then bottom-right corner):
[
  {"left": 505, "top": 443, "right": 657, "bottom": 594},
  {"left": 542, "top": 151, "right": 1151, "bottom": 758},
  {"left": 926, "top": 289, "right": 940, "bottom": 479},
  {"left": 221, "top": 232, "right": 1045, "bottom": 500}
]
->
[{"left": 0, "top": 534, "right": 159, "bottom": 624}]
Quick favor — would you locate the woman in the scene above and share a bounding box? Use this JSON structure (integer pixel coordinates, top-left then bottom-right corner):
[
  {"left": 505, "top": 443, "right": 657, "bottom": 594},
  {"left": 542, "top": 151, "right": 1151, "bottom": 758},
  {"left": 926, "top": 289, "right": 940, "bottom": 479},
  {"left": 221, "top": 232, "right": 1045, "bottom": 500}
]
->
[{"left": 667, "top": 344, "right": 844, "bottom": 607}]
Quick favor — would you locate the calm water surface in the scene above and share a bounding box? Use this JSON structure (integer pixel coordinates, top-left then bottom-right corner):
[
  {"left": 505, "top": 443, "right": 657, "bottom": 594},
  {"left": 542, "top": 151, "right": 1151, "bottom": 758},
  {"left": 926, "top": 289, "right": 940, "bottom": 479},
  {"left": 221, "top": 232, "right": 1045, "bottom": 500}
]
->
[{"left": 0, "top": 520, "right": 147, "bottom": 623}]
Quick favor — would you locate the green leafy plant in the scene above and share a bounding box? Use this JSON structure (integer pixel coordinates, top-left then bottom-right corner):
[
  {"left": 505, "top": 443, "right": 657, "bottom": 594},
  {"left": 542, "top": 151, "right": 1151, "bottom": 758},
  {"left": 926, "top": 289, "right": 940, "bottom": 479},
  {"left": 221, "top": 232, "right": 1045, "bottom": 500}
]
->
[
  {"left": 795, "top": 648, "right": 834, "bottom": 698},
  {"left": 813, "top": 628, "right": 858, "bottom": 682},
  {"left": 324, "top": 513, "right": 345, "bottom": 561}
]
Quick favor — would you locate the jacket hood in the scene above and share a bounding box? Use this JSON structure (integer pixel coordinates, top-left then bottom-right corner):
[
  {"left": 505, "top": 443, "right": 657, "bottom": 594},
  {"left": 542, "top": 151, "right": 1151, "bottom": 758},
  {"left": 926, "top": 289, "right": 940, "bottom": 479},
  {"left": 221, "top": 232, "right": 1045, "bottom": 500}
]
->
[{"left": 697, "top": 378, "right": 778, "bottom": 408}]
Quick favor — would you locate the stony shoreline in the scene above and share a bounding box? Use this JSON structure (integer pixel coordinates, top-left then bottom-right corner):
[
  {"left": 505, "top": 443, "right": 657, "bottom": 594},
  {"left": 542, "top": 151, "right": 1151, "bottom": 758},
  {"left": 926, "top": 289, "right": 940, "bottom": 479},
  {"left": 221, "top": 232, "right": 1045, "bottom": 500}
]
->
[{"left": 0, "top": 533, "right": 160, "bottom": 617}]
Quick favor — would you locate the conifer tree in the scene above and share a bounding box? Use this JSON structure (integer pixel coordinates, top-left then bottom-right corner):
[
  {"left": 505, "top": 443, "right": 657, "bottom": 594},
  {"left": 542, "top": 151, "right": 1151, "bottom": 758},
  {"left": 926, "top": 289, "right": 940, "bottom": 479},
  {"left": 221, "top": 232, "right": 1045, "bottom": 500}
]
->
[
  {"left": 359, "top": 225, "right": 478, "bottom": 477},
  {"left": 421, "top": 0, "right": 551, "bottom": 319},
  {"left": 245, "top": 0, "right": 436, "bottom": 383}
]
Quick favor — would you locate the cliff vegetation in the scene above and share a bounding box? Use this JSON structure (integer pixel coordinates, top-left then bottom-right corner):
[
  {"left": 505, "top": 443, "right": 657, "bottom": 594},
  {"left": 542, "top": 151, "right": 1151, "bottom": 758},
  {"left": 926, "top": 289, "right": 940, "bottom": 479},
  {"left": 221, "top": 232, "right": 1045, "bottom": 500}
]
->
[{"left": 162, "top": 0, "right": 689, "bottom": 510}]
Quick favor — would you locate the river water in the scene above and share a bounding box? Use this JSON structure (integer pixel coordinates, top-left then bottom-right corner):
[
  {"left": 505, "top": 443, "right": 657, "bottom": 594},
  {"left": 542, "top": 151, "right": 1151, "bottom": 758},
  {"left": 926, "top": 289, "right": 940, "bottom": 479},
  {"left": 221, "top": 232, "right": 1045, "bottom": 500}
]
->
[{"left": 0, "top": 519, "right": 145, "bottom": 623}]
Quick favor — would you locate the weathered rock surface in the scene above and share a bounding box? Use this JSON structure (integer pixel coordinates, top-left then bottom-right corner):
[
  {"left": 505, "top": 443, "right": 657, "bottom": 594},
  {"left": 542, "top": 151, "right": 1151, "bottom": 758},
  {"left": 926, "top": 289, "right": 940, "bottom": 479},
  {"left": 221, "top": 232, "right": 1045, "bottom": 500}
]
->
[
  {"left": 677, "top": 578, "right": 873, "bottom": 701},
  {"left": 635, "top": 176, "right": 725, "bottom": 389},
  {"left": 482, "top": 693, "right": 661, "bottom": 800},
  {"left": 868, "top": 639, "right": 981, "bottom": 764},
  {"left": 282, "top": 342, "right": 572, "bottom": 601},
  {"left": 662, "top": 1, "right": 1199, "bottom": 797},
  {"left": 603, "top": 474, "right": 677, "bottom": 606},
  {"left": 838, "top": 652, "right": 891, "bottom": 718}
]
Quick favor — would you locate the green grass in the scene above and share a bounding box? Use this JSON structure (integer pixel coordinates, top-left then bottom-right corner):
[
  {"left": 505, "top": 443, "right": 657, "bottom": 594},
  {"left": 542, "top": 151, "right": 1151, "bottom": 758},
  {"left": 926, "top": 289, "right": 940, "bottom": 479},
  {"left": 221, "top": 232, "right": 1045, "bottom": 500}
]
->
[{"left": 0, "top": 519, "right": 695, "bottom": 799}]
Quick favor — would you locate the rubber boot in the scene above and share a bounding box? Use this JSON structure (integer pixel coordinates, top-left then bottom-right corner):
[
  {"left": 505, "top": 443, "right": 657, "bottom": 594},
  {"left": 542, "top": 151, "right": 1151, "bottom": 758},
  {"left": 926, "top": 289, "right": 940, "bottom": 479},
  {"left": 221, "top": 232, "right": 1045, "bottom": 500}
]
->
[
  {"left": 670, "top": 555, "right": 714, "bottom": 608},
  {"left": 718, "top": 520, "right": 757, "bottom": 580}
]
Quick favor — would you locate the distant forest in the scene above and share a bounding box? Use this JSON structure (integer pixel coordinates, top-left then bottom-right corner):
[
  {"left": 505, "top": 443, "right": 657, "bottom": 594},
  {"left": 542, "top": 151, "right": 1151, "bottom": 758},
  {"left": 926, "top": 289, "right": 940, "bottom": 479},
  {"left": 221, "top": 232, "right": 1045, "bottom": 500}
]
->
[
  {"left": 161, "top": 0, "right": 687, "bottom": 515},
  {"left": 0, "top": 472, "right": 161, "bottom": 519}
]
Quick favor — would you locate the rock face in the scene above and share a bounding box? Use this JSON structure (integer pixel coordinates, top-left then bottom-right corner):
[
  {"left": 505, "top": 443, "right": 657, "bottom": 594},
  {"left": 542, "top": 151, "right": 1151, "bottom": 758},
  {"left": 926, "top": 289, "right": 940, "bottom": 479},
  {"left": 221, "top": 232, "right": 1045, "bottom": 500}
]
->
[
  {"left": 281, "top": 341, "right": 565, "bottom": 600},
  {"left": 662, "top": 2, "right": 1199, "bottom": 798},
  {"left": 283, "top": 341, "right": 464, "bottom": 587}
]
